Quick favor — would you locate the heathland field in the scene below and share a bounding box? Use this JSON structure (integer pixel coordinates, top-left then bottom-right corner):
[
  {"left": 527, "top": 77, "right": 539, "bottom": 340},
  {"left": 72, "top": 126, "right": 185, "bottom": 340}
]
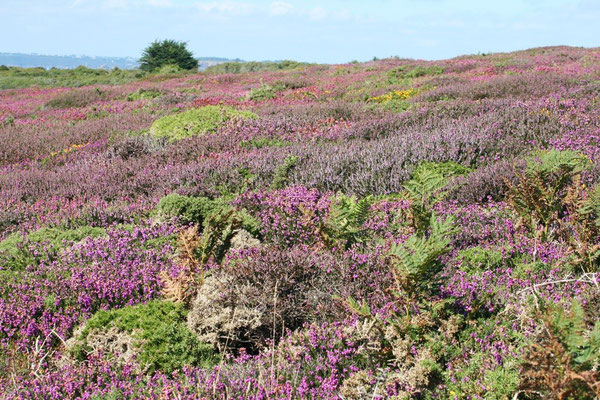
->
[{"left": 1, "top": 46, "right": 600, "bottom": 399}]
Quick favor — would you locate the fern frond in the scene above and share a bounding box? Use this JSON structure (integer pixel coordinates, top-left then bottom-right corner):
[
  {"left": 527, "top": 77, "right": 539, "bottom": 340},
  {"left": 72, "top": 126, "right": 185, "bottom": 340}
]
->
[
  {"left": 352, "top": 195, "right": 374, "bottom": 226},
  {"left": 388, "top": 215, "right": 456, "bottom": 296},
  {"left": 324, "top": 193, "right": 375, "bottom": 249}
]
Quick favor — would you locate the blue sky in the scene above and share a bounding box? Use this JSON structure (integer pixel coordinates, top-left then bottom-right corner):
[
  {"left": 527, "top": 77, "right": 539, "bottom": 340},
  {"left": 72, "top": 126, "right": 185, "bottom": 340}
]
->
[{"left": 1, "top": 0, "right": 598, "bottom": 63}]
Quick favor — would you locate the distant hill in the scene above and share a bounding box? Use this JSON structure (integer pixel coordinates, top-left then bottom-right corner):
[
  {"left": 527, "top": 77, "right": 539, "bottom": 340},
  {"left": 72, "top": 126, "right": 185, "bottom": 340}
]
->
[{"left": 0, "top": 53, "right": 239, "bottom": 70}]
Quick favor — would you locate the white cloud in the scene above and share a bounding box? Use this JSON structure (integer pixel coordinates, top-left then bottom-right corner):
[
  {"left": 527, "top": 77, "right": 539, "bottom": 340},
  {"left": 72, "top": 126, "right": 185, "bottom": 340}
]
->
[
  {"left": 308, "top": 6, "right": 327, "bottom": 20},
  {"left": 71, "top": 0, "right": 131, "bottom": 9},
  {"left": 147, "top": 0, "right": 173, "bottom": 7},
  {"left": 269, "top": 1, "right": 293, "bottom": 16},
  {"left": 104, "top": 0, "right": 129, "bottom": 8},
  {"left": 195, "top": 1, "right": 254, "bottom": 14}
]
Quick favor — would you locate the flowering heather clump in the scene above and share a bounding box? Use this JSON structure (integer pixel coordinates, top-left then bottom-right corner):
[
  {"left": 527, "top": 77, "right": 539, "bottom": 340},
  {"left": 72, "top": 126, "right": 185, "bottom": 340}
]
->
[
  {"left": 1, "top": 46, "right": 600, "bottom": 399},
  {"left": 236, "top": 186, "right": 331, "bottom": 246}
]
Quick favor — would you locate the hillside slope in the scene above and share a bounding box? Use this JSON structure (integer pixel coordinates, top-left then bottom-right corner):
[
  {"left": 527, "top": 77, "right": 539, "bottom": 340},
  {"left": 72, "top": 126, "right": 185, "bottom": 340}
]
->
[{"left": 0, "top": 46, "right": 599, "bottom": 399}]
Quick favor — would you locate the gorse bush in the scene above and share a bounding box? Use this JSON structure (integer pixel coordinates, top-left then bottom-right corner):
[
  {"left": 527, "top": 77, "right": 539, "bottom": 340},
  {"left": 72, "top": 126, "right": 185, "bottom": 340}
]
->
[
  {"left": 71, "top": 300, "right": 218, "bottom": 374},
  {"left": 239, "top": 136, "right": 289, "bottom": 150},
  {"left": 389, "top": 64, "right": 445, "bottom": 80},
  {"left": 155, "top": 193, "right": 259, "bottom": 235},
  {"left": 187, "top": 245, "right": 344, "bottom": 353},
  {"left": 246, "top": 82, "right": 284, "bottom": 101},
  {"left": 155, "top": 193, "right": 225, "bottom": 226},
  {"left": 454, "top": 246, "right": 506, "bottom": 275},
  {"left": 126, "top": 88, "right": 163, "bottom": 101},
  {"left": 149, "top": 106, "right": 258, "bottom": 141}
]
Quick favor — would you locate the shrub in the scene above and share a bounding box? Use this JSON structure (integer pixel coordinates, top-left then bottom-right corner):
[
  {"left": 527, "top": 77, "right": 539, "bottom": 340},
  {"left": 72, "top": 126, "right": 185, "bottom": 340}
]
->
[
  {"left": 389, "top": 65, "right": 444, "bottom": 80},
  {"left": 246, "top": 83, "right": 283, "bottom": 101},
  {"left": 70, "top": 300, "right": 217, "bottom": 374},
  {"left": 148, "top": 106, "right": 258, "bottom": 141},
  {"left": 239, "top": 137, "right": 289, "bottom": 150},
  {"left": 205, "top": 60, "right": 312, "bottom": 74},
  {"left": 155, "top": 193, "right": 226, "bottom": 225},
  {"left": 155, "top": 193, "right": 259, "bottom": 234},
  {"left": 187, "top": 245, "right": 342, "bottom": 352},
  {"left": 0, "top": 226, "right": 106, "bottom": 271},
  {"left": 236, "top": 186, "right": 331, "bottom": 247},
  {"left": 448, "top": 159, "right": 522, "bottom": 204},
  {"left": 454, "top": 246, "right": 506, "bottom": 275},
  {"left": 158, "top": 64, "right": 182, "bottom": 74},
  {"left": 125, "top": 88, "right": 163, "bottom": 101},
  {"left": 270, "top": 155, "right": 299, "bottom": 189},
  {"left": 45, "top": 87, "right": 106, "bottom": 109},
  {"left": 107, "top": 135, "right": 164, "bottom": 160}
]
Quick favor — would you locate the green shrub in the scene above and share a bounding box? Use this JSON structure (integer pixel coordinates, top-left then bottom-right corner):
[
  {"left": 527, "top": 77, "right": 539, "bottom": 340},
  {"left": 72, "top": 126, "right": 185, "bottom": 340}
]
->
[
  {"left": 155, "top": 193, "right": 224, "bottom": 225},
  {"left": 389, "top": 65, "right": 444, "bottom": 80},
  {"left": 239, "top": 137, "right": 289, "bottom": 150},
  {"left": 126, "top": 88, "right": 163, "bottom": 101},
  {"left": 75, "top": 300, "right": 217, "bottom": 374},
  {"left": 271, "top": 156, "right": 299, "bottom": 190},
  {"left": 381, "top": 99, "right": 412, "bottom": 113},
  {"left": 0, "top": 226, "right": 106, "bottom": 271},
  {"left": 155, "top": 193, "right": 260, "bottom": 236},
  {"left": 156, "top": 64, "right": 182, "bottom": 75},
  {"left": 205, "top": 60, "right": 312, "bottom": 74},
  {"left": 455, "top": 246, "right": 505, "bottom": 275},
  {"left": 0, "top": 67, "right": 145, "bottom": 90},
  {"left": 246, "top": 83, "right": 284, "bottom": 101},
  {"left": 443, "top": 352, "right": 521, "bottom": 399},
  {"left": 412, "top": 161, "right": 472, "bottom": 179},
  {"left": 148, "top": 106, "right": 258, "bottom": 141}
]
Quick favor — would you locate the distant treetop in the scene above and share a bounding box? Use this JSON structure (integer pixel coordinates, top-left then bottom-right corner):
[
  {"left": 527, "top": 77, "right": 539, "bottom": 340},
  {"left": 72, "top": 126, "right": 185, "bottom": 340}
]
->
[{"left": 139, "top": 39, "right": 198, "bottom": 72}]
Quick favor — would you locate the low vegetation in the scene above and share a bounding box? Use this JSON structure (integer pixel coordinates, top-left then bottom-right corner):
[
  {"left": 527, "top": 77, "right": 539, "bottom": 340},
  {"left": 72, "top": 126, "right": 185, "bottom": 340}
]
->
[{"left": 1, "top": 46, "right": 599, "bottom": 399}]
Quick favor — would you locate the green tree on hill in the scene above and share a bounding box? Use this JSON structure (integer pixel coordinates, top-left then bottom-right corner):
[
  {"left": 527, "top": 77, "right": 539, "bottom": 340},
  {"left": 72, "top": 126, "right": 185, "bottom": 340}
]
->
[{"left": 139, "top": 39, "right": 198, "bottom": 72}]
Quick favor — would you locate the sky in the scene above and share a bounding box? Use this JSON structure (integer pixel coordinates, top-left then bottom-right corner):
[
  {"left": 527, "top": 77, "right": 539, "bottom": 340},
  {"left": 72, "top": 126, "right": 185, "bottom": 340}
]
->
[{"left": 1, "top": 0, "right": 599, "bottom": 63}]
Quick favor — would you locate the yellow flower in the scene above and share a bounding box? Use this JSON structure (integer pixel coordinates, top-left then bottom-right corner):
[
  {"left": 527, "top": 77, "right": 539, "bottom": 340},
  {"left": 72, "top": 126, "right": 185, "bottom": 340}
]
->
[{"left": 370, "top": 88, "right": 417, "bottom": 103}]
